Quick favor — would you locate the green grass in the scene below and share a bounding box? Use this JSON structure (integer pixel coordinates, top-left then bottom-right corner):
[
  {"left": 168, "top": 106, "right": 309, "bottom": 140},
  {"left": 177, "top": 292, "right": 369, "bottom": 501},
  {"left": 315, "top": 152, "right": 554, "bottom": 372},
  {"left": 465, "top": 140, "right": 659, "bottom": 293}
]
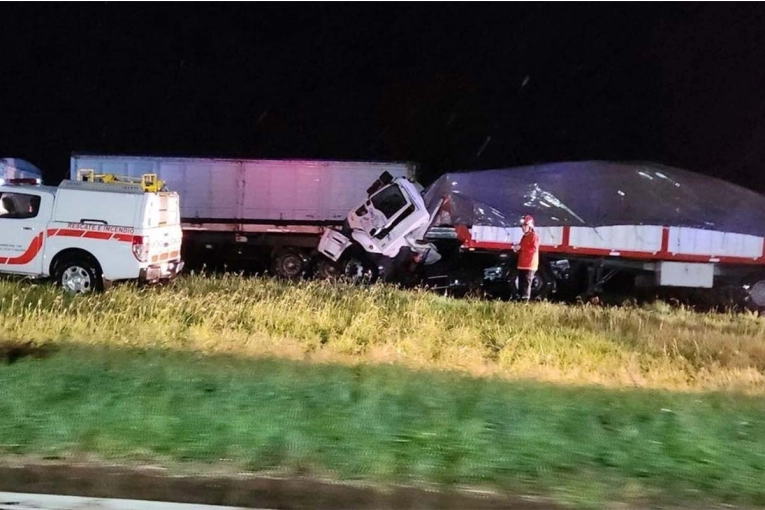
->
[
  {"left": 2, "top": 275, "right": 765, "bottom": 507},
  {"left": 1, "top": 274, "right": 764, "bottom": 393},
  {"left": 1, "top": 347, "right": 765, "bottom": 508}
]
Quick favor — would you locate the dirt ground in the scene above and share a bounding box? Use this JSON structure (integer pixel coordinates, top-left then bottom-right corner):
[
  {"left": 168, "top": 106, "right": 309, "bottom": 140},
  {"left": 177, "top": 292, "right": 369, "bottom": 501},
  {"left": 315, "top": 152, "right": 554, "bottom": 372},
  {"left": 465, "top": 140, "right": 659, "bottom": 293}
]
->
[
  {"left": 0, "top": 460, "right": 558, "bottom": 510},
  {"left": 2, "top": 458, "right": 761, "bottom": 509}
]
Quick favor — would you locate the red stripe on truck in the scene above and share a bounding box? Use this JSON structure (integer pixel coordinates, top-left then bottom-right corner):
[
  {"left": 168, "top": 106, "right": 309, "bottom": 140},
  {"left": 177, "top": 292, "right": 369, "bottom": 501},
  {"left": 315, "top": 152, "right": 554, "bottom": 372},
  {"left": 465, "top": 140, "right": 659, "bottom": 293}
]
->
[
  {"left": 455, "top": 223, "right": 765, "bottom": 266},
  {"left": 561, "top": 225, "right": 571, "bottom": 249},
  {"left": 55, "top": 229, "right": 88, "bottom": 238},
  {"left": 660, "top": 227, "right": 670, "bottom": 256},
  {"left": 47, "top": 230, "right": 135, "bottom": 243},
  {"left": 464, "top": 239, "right": 765, "bottom": 266},
  {"left": 83, "top": 231, "right": 113, "bottom": 240},
  {"left": 1, "top": 230, "right": 146, "bottom": 267},
  {"left": 111, "top": 234, "right": 135, "bottom": 243},
  {"left": 2, "top": 233, "right": 44, "bottom": 265}
]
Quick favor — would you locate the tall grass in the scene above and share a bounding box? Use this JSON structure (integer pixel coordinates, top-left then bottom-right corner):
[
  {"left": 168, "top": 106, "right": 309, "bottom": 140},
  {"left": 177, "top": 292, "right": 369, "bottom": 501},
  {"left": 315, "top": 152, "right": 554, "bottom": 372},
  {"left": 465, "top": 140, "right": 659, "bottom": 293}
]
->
[
  {"left": 3, "top": 275, "right": 765, "bottom": 507},
  {"left": 1, "top": 274, "right": 764, "bottom": 393},
  {"left": 3, "top": 352, "right": 765, "bottom": 508}
]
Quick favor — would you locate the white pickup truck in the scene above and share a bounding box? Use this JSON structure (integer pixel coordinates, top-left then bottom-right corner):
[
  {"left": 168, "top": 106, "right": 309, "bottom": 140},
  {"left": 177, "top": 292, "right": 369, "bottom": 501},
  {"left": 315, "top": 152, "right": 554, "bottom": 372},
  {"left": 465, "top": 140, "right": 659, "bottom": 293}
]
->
[{"left": 0, "top": 174, "right": 184, "bottom": 293}]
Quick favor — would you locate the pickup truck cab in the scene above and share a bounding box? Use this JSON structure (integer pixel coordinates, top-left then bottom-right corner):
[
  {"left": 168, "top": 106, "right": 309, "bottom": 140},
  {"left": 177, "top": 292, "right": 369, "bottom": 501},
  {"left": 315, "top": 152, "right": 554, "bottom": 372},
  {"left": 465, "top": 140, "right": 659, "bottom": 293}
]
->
[{"left": 0, "top": 176, "right": 184, "bottom": 293}]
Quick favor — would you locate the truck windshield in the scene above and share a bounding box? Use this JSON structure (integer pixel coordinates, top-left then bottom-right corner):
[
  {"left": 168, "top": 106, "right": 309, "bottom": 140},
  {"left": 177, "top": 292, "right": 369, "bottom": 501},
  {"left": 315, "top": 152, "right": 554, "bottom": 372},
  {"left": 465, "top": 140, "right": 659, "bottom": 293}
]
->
[{"left": 370, "top": 185, "right": 408, "bottom": 219}]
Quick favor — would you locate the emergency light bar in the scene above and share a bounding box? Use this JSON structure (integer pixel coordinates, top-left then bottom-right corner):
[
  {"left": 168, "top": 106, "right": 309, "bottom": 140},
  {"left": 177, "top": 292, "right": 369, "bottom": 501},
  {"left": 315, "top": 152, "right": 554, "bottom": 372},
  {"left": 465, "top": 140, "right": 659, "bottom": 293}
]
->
[{"left": 3, "top": 178, "right": 42, "bottom": 185}]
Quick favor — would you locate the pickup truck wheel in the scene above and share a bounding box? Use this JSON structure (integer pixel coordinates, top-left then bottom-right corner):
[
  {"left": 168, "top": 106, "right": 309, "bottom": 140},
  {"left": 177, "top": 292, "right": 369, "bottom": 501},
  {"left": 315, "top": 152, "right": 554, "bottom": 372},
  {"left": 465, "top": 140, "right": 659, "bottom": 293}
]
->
[{"left": 55, "top": 258, "right": 102, "bottom": 294}]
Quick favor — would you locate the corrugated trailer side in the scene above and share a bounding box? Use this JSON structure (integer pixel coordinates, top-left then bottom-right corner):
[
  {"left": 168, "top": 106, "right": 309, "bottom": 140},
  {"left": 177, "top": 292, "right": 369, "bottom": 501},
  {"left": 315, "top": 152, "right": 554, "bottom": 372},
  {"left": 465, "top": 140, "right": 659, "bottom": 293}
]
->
[
  {"left": 239, "top": 160, "right": 416, "bottom": 222},
  {"left": 69, "top": 154, "right": 417, "bottom": 278},
  {"left": 70, "top": 155, "right": 415, "bottom": 222}
]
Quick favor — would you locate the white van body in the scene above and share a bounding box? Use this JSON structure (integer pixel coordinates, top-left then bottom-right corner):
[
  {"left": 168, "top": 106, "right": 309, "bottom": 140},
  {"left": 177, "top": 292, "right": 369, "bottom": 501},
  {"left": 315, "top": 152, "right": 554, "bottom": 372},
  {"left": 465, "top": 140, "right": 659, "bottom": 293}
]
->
[{"left": 0, "top": 179, "right": 183, "bottom": 292}]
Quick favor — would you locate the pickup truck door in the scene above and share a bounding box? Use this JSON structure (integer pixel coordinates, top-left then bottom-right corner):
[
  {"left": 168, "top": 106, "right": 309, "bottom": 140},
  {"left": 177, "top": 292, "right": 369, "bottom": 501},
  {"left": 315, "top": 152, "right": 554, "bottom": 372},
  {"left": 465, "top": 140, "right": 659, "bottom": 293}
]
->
[{"left": 0, "top": 190, "right": 46, "bottom": 275}]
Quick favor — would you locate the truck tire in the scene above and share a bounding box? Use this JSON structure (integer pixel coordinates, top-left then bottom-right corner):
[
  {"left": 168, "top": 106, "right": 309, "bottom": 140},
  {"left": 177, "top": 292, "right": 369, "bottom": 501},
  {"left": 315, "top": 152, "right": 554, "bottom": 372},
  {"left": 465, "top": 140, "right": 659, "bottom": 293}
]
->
[
  {"left": 314, "top": 257, "right": 341, "bottom": 280},
  {"left": 271, "top": 248, "right": 307, "bottom": 280},
  {"left": 54, "top": 257, "right": 103, "bottom": 294},
  {"left": 342, "top": 255, "right": 377, "bottom": 284},
  {"left": 313, "top": 253, "right": 376, "bottom": 284}
]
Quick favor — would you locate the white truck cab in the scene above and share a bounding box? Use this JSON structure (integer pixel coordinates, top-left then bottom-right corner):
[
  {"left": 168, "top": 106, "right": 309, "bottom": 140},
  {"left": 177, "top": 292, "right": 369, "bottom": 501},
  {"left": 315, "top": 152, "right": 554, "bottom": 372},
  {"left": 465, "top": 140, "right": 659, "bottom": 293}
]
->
[
  {"left": 0, "top": 174, "right": 184, "bottom": 293},
  {"left": 318, "top": 172, "right": 441, "bottom": 273}
]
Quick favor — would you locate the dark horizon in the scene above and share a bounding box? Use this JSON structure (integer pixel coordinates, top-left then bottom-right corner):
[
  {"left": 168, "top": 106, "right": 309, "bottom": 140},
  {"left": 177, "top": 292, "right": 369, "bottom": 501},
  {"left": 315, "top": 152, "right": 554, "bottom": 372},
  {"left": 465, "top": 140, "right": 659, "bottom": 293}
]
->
[{"left": 2, "top": 3, "right": 765, "bottom": 192}]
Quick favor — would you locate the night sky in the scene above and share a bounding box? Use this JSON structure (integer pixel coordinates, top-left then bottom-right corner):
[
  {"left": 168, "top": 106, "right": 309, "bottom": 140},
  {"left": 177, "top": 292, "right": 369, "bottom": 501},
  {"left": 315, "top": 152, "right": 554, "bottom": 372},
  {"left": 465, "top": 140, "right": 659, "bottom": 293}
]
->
[{"left": 1, "top": 4, "right": 765, "bottom": 192}]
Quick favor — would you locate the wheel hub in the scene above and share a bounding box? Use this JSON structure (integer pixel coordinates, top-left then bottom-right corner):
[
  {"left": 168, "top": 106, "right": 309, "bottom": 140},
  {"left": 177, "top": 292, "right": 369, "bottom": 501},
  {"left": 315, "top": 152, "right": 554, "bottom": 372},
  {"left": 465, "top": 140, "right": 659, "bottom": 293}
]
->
[
  {"left": 280, "top": 255, "right": 303, "bottom": 277},
  {"left": 62, "top": 266, "right": 92, "bottom": 293},
  {"left": 344, "top": 259, "right": 365, "bottom": 278}
]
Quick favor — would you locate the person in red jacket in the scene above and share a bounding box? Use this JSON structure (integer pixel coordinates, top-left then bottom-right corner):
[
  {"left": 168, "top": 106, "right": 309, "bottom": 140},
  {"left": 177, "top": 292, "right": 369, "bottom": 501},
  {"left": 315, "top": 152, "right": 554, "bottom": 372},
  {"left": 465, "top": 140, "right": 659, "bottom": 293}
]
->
[{"left": 514, "top": 214, "right": 541, "bottom": 301}]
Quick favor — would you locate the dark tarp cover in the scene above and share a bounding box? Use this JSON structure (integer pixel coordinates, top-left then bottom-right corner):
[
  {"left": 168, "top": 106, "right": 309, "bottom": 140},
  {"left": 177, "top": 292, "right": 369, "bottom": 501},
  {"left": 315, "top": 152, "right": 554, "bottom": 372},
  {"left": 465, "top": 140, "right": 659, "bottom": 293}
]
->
[{"left": 423, "top": 161, "right": 765, "bottom": 238}]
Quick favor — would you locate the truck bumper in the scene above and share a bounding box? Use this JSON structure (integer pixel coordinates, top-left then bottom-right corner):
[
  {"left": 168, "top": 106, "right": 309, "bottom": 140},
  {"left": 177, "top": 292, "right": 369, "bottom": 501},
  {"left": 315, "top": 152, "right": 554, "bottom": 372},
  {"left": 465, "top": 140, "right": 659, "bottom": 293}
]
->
[{"left": 139, "top": 260, "right": 185, "bottom": 282}]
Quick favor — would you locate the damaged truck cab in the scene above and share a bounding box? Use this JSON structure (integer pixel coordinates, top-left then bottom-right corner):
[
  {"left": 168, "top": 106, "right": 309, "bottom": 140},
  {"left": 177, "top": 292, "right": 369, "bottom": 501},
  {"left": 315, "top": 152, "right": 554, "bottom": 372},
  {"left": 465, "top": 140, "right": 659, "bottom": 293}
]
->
[{"left": 318, "top": 171, "right": 441, "bottom": 282}]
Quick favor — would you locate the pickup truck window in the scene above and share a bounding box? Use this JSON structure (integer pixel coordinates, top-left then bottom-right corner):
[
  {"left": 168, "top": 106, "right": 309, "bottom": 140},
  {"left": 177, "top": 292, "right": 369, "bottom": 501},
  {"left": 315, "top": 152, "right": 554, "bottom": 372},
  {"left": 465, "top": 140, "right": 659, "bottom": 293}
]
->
[
  {"left": 0, "top": 192, "right": 41, "bottom": 219},
  {"left": 370, "top": 185, "right": 408, "bottom": 219}
]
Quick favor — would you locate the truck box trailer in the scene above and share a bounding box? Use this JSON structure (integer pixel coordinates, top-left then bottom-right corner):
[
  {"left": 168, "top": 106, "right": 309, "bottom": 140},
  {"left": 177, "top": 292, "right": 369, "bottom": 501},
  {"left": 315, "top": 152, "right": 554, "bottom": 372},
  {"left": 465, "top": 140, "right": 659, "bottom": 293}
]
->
[{"left": 69, "top": 154, "right": 416, "bottom": 278}]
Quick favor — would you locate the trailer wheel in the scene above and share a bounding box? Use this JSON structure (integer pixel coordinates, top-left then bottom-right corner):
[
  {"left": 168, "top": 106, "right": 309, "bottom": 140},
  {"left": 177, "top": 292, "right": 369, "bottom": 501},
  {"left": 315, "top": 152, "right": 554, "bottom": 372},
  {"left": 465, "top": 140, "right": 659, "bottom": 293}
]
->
[
  {"left": 272, "top": 248, "right": 307, "bottom": 280},
  {"left": 54, "top": 256, "right": 103, "bottom": 294}
]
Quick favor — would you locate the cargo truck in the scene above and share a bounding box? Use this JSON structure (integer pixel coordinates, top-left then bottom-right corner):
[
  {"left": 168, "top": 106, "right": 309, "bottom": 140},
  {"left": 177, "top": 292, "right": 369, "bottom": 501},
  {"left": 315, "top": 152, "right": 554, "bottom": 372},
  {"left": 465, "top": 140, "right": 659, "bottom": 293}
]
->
[
  {"left": 318, "top": 162, "right": 765, "bottom": 311},
  {"left": 69, "top": 154, "right": 416, "bottom": 278}
]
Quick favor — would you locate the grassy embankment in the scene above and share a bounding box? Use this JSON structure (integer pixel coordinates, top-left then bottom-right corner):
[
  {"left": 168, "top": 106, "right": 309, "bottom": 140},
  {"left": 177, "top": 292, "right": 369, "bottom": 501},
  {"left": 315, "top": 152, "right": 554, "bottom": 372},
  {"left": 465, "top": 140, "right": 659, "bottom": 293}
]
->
[{"left": 1, "top": 275, "right": 765, "bottom": 507}]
